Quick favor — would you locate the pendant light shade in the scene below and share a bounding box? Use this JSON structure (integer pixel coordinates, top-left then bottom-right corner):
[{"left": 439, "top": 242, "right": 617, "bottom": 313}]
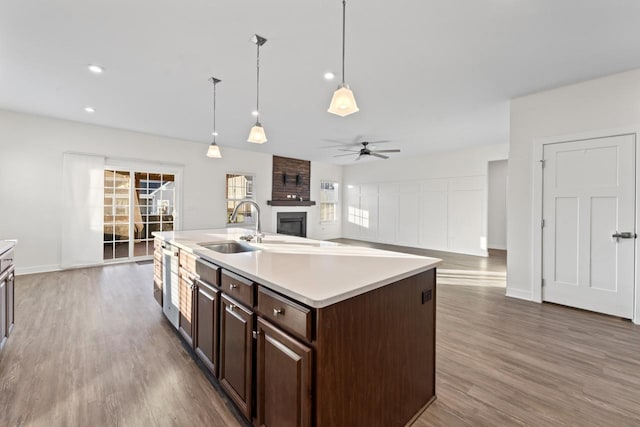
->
[
  {"left": 206, "top": 77, "right": 223, "bottom": 158},
  {"left": 248, "top": 34, "right": 268, "bottom": 144},
  {"left": 328, "top": 0, "right": 359, "bottom": 117},
  {"left": 248, "top": 123, "right": 267, "bottom": 144},
  {"left": 206, "top": 142, "right": 222, "bottom": 158},
  {"left": 328, "top": 83, "right": 359, "bottom": 116}
]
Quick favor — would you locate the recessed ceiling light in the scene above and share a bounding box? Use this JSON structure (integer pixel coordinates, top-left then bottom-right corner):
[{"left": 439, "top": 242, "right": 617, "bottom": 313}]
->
[
  {"left": 251, "top": 110, "right": 259, "bottom": 117},
  {"left": 84, "top": 107, "right": 95, "bottom": 113},
  {"left": 324, "top": 72, "right": 335, "bottom": 81},
  {"left": 88, "top": 64, "right": 104, "bottom": 74}
]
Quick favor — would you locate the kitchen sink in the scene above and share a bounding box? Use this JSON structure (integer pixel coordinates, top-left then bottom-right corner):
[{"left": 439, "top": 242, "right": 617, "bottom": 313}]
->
[{"left": 198, "top": 241, "right": 259, "bottom": 254}]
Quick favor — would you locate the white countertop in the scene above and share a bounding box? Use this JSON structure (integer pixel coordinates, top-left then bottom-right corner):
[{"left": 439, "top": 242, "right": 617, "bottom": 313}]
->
[
  {"left": 154, "top": 229, "right": 440, "bottom": 308},
  {"left": 0, "top": 240, "right": 16, "bottom": 255}
]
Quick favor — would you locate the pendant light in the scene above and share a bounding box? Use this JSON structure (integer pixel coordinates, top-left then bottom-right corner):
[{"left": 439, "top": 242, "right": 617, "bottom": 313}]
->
[
  {"left": 328, "top": 0, "right": 359, "bottom": 117},
  {"left": 248, "top": 34, "right": 268, "bottom": 144},
  {"left": 206, "top": 77, "right": 222, "bottom": 158}
]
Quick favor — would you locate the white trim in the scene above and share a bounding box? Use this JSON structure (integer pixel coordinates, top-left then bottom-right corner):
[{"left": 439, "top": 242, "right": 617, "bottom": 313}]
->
[
  {"left": 488, "top": 244, "right": 507, "bottom": 251},
  {"left": 16, "top": 264, "right": 63, "bottom": 276},
  {"left": 505, "top": 287, "right": 534, "bottom": 301},
  {"left": 531, "top": 126, "right": 640, "bottom": 322}
]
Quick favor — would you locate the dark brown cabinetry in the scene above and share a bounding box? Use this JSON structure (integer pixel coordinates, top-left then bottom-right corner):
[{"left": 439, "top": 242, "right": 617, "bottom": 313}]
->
[
  {"left": 256, "top": 317, "right": 312, "bottom": 427},
  {"left": 219, "top": 294, "right": 254, "bottom": 419},
  {"left": 6, "top": 271, "right": 14, "bottom": 337},
  {"left": 0, "top": 276, "right": 6, "bottom": 349},
  {"left": 0, "top": 245, "right": 14, "bottom": 351},
  {"left": 221, "top": 269, "right": 255, "bottom": 307},
  {"left": 153, "top": 238, "right": 163, "bottom": 307},
  {"left": 155, "top": 242, "right": 436, "bottom": 427},
  {"left": 194, "top": 278, "right": 220, "bottom": 376},
  {"left": 178, "top": 268, "right": 195, "bottom": 346}
]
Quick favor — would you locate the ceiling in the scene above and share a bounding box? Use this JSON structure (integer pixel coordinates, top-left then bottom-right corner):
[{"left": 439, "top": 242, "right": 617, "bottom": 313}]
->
[{"left": 2, "top": 1, "right": 640, "bottom": 164}]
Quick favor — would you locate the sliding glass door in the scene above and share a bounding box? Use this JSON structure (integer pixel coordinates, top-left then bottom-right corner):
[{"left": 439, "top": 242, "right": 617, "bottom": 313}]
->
[{"left": 103, "top": 168, "right": 177, "bottom": 261}]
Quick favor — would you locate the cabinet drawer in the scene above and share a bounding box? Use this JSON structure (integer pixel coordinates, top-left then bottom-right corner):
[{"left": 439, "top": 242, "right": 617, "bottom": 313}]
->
[
  {"left": 154, "top": 238, "right": 163, "bottom": 250},
  {"left": 258, "top": 286, "right": 313, "bottom": 342},
  {"left": 221, "top": 270, "right": 254, "bottom": 308},
  {"left": 196, "top": 258, "right": 220, "bottom": 288},
  {"left": 179, "top": 250, "right": 197, "bottom": 272}
]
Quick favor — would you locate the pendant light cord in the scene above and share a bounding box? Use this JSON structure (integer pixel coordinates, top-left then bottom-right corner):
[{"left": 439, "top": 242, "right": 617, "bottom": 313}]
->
[
  {"left": 212, "top": 80, "right": 217, "bottom": 143},
  {"left": 256, "top": 43, "right": 261, "bottom": 124},
  {"left": 342, "top": 0, "right": 346, "bottom": 84}
]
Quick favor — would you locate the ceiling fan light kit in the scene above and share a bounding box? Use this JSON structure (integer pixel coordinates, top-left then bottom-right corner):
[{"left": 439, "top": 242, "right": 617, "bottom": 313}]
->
[
  {"left": 248, "top": 34, "right": 268, "bottom": 144},
  {"left": 206, "top": 76, "right": 222, "bottom": 158},
  {"left": 328, "top": 0, "right": 359, "bottom": 117}
]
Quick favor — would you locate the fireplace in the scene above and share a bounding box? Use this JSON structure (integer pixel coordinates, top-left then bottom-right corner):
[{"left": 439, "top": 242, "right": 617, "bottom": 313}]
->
[{"left": 277, "top": 212, "right": 307, "bottom": 238}]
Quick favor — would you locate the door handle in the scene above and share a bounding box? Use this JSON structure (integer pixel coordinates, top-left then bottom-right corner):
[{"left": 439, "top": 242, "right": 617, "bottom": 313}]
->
[{"left": 612, "top": 231, "right": 637, "bottom": 239}]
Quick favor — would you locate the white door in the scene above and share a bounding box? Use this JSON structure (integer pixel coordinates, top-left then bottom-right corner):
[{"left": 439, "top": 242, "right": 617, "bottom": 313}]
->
[{"left": 542, "top": 134, "right": 636, "bottom": 318}]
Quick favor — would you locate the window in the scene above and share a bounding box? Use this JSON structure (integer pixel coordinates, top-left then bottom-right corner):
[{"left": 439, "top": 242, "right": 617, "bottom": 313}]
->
[
  {"left": 227, "top": 174, "right": 255, "bottom": 225},
  {"left": 104, "top": 169, "right": 176, "bottom": 261},
  {"left": 320, "top": 180, "right": 339, "bottom": 223}
]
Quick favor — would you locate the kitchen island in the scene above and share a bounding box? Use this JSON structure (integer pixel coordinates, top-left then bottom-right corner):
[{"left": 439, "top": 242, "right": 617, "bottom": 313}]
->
[{"left": 153, "top": 229, "right": 440, "bottom": 427}]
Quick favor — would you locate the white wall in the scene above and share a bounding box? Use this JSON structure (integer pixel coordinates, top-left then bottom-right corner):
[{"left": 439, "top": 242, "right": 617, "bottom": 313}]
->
[
  {"left": 487, "top": 160, "right": 508, "bottom": 250},
  {"left": 342, "top": 143, "right": 509, "bottom": 256},
  {"left": 508, "top": 68, "right": 640, "bottom": 303},
  {"left": 0, "top": 109, "right": 341, "bottom": 274}
]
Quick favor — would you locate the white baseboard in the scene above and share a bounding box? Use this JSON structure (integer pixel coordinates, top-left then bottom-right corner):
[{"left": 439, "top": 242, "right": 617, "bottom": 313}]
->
[
  {"left": 488, "top": 244, "right": 507, "bottom": 251},
  {"left": 16, "top": 264, "right": 62, "bottom": 276},
  {"left": 505, "top": 287, "right": 535, "bottom": 301}
]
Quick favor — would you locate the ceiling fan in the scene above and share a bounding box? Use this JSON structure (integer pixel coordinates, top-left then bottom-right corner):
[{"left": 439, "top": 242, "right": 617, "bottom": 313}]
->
[{"left": 332, "top": 141, "right": 401, "bottom": 160}]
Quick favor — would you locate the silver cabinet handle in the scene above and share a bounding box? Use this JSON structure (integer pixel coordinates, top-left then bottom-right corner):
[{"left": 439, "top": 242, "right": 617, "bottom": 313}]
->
[
  {"left": 612, "top": 231, "right": 637, "bottom": 239},
  {"left": 228, "top": 304, "right": 236, "bottom": 312},
  {"left": 229, "top": 283, "right": 238, "bottom": 290},
  {"left": 273, "top": 308, "right": 284, "bottom": 316}
]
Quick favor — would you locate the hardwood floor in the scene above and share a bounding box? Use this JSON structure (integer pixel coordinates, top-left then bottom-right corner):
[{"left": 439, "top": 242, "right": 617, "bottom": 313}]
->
[
  {"left": 0, "top": 264, "right": 243, "bottom": 427},
  {"left": 1, "top": 245, "right": 639, "bottom": 426}
]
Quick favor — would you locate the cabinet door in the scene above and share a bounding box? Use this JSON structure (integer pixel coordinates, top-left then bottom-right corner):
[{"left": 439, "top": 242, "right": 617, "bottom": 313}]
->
[
  {"left": 178, "top": 273, "right": 194, "bottom": 346},
  {"left": 153, "top": 278, "right": 162, "bottom": 307},
  {"left": 257, "top": 318, "right": 312, "bottom": 427},
  {"left": 7, "top": 271, "right": 14, "bottom": 336},
  {"left": 153, "top": 249, "right": 163, "bottom": 307},
  {"left": 219, "top": 294, "right": 254, "bottom": 419},
  {"left": 0, "top": 278, "right": 6, "bottom": 348},
  {"left": 195, "top": 281, "right": 220, "bottom": 376}
]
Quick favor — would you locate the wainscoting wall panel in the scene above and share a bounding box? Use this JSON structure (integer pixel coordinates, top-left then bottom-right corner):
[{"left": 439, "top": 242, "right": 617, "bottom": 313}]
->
[{"left": 343, "top": 176, "right": 487, "bottom": 257}]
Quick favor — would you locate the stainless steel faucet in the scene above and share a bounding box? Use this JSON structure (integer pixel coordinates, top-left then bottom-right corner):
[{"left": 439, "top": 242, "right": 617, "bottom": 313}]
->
[{"left": 230, "top": 200, "right": 263, "bottom": 243}]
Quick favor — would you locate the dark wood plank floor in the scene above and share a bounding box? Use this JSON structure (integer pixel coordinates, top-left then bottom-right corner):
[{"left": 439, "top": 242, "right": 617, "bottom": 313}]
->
[
  {"left": 1, "top": 243, "right": 639, "bottom": 426},
  {"left": 0, "top": 264, "right": 242, "bottom": 427}
]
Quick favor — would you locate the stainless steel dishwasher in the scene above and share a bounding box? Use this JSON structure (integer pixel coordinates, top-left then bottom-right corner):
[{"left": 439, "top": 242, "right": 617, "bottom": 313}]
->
[{"left": 162, "top": 243, "right": 180, "bottom": 329}]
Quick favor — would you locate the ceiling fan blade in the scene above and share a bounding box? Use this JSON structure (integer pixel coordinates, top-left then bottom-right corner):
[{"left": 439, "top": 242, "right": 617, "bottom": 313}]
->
[
  {"left": 323, "top": 138, "right": 351, "bottom": 144},
  {"left": 333, "top": 153, "right": 357, "bottom": 157},
  {"left": 355, "top": 155, "right": 363, "bottom": 161},
  {"left": 337, "top": 149, "right": 361, "bottom": 152},
  {"left": 370, "top": 152, "right": 389, "bottom": 159},
  {"left": 365, "top": 140, "right": 392, "bottom": 144},
  {"left": 372, "top": 149, "right": 401, "bottom": 153}
]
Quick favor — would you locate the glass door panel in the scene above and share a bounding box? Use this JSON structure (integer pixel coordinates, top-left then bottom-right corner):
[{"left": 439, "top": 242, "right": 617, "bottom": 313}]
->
[{"left": 104, "top": 170, "right": 131, "bottom": 260}]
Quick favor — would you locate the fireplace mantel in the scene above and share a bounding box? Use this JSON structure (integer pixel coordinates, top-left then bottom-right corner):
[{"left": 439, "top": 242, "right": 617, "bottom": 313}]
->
[{"left": 267, "top": 200, "right": 316, "bottom": 207}]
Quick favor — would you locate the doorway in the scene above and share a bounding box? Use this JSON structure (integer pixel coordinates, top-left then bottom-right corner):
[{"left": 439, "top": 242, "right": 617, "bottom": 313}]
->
[
  {"left": 541, "top": 134, "right": 636, "bottom": 318},
  {"left": 103, "top": 168, "right": 177, "bottom": 262},
  {"left": 488, "top": 160, "right": 508, "bottom": 251}
]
